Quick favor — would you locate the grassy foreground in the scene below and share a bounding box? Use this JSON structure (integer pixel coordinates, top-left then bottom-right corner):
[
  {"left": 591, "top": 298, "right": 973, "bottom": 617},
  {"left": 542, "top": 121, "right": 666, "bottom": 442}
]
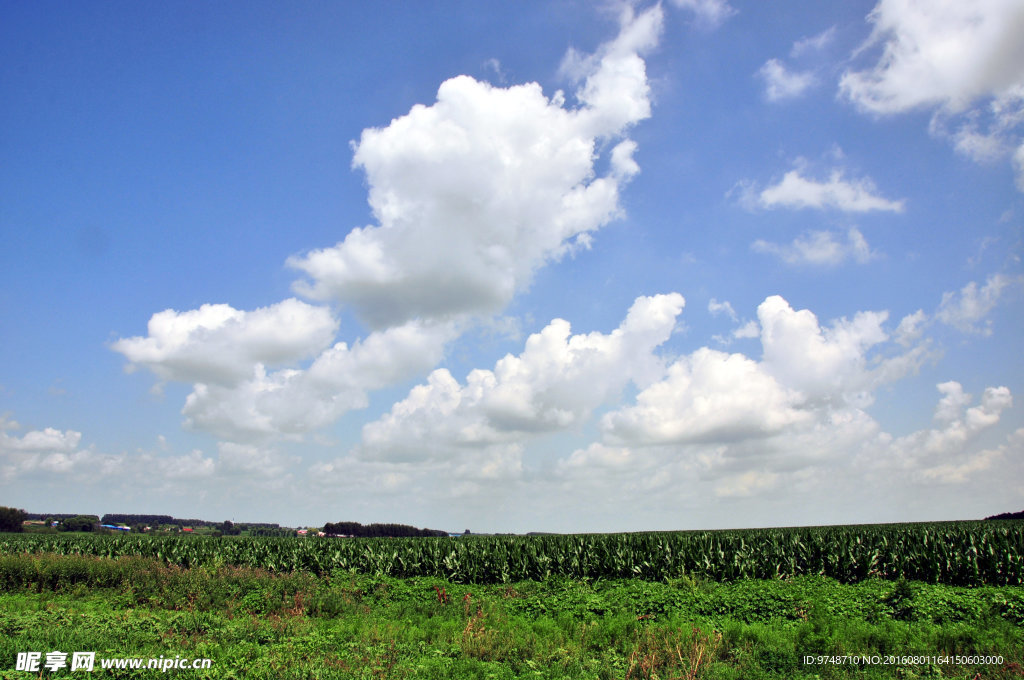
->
[{"left": 1, "top": 553, "right": 1022, "bottom": 679}]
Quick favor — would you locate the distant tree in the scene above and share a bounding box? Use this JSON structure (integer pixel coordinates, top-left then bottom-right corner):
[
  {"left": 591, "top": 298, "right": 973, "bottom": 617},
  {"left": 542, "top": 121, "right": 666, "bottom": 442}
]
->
[
  {"left": 321, "top": 520, "right": 447, "bottom": 538},
  {"left": 985, "top": 510, "right": 1024, "bottom": 521},
  {"left": 59, "top": 516, "right": 96, "bottom": 532},
  {"left": 251, "top": 527, "right": 295, "bottom": 537},
  {"left": 464, "top": 529, "right": 471, "bottom": 535},
  {"left": 0, "top": 506, "right": 27, "bottom": 532},
  {"left": 219, "top": 520, "right": 240, "bottom": 536}
]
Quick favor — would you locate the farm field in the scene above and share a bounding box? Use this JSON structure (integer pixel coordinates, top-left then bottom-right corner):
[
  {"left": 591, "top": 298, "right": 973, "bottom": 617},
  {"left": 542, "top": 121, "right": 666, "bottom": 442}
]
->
[
  {"left": 4, "top": 521, "right": 1023, "bottom": 585},
  {"left": 2, "top": 522, "right": 1023, "bottom": 679}
]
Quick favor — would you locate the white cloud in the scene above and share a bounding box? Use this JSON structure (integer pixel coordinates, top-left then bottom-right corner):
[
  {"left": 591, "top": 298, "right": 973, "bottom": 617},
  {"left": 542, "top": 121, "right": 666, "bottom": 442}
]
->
[
  {"left": 0, "top": 415, "right": 219, "bottom": 485},
  {"left": 289, "top": 5, "right": 662, "bottom": 330},
  {"left": 482, "top": 58, "right": 506, "bottom": 84},
  {"left": 0, "top": 415, "right": 108, "bottom": 486},
  {"left": 756, "top": 169, "right": 905, "bottom": 212},
  {"left": 952, "top": 125, "right": 1011, "bottom": 163},
  {"left": 669, "top": 0, "right": 736, "bottom": 28},
  {"left": 0, "top": 417, "right": 81, "bottom": 454},
  {"left": 865, "top": 382, "right": 1014, "bottom": 483},
  {"left": 758, "top": 295, "right": 900, "bottom": 406},
  {"left": 600, "top": 295, "right": 925, "bottom": 450},
  {"left": 181, "top": 320, "right": 456, "bottom": 442},
  {"left": 840, "top": 0, "right": 1024, "bottom": 114},
  {"left": 758, "top": 59, "right": 816, "bottom": 102},
  {"left": 752, "top": 227, "right": 877, "bottom": 266},
  {"left": 601, "top": 347, "right": 810, "bottom": 445},
  {"left": 791, "top": 27, "right": 837, "bottom": 57},
  {"left": 707, "top": 298, "right": 737, "bottom": 321},
  {"left": 109, "top": 7, "right": 669, "bottom": 447},
  {"left": 357, "top": 294, "right": 685, "bottom": 461},
  {"left": 936, "top": 273, "right": 1019, "bottom": 335},
  {"left": 571, "top": 4, "right": 662, "bottom": 136},
  {"left": 710, "top": 313, "right": 759, "bottom": 346},
  {"left": 111, "top": 299, "right": 338, "bottom": 386},
  {"left": 841, "top": 0, "right": 1024, "bottom": 189},
  {"left": 113, "top": 296, "right": 456, "bottom": 443},
  {"left": 610, "top": 139, "right": 641, "bottom": 179},
  {"left": 1015, "top": 141, "right": 1024, "bottom": 190},
  {"left": 757, "top": 29, "right": 834, "bottom": 106},
  {"left": 530, "top": 293, "right": 1008, "bottom": 524},
  {"left": 919, "top": 428, "right": 1022, "bottom": 484},
  {"left": 929, "top": 87, "right": 1024, "bottom": 165},
  {"left": 894, "top": 309, "right": 927, "bottom": 347},
  {"left": 932, "top": 380, "right": 974, "bottom": 424},
  {"left": 733, "top": 320, "right": 760, "bottom": 339}
]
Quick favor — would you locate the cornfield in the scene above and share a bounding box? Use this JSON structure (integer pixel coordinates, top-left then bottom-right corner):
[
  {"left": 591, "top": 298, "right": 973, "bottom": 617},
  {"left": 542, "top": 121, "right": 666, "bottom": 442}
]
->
[{"left": 1, "top": 521, "right": 1020, "bottom": 586}]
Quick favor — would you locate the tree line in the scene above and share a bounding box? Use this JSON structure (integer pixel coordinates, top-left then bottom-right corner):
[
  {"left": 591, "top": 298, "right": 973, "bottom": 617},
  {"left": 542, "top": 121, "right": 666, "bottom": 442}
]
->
[
  {"left": 1, "top": 507, "right": 27, "bottom": 532},
  {"left": 985, "top": 510, "right": 1024, "bottom": 521},
  {"left": 322, "top": 521, "right": 448, "bottom": 538},
  {"left": 102, "top": 514, "right": 282, "bottom": 529}
]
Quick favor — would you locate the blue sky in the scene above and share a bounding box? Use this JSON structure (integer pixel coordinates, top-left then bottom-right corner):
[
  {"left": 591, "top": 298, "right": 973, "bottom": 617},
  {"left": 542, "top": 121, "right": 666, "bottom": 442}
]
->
[{"left": 2, "top": 0, "right": 1023, "bottom": 532}]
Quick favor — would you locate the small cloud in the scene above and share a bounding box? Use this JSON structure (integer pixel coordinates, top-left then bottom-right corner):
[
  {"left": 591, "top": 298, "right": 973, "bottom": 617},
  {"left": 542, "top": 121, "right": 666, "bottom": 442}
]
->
[
  {"left": 752, "top": 228, "right": 878, "bottom": 266},
  {"left": 733, "top": 320, "right": 760, "bottom": 339},
  {"left": 894, "top": 310, "right": 927, "bottom": 347},
  {"left": 791, "top": 26, "right": 836, "bottom": 58},
  {"left": 966, "top": 235, "right": 999, "bottom": 269},
  {"left": 758, "top": 59, "right": 816, "bottom": 102},
  {"left": 725, "top": 178, "right": 760, "bottom": 211},
  {"left": 952, "top": 126, "right": 1009, "bottom": 163},
  {"left": 936, "top": 273, "right": 1021, "bottom": 335},
  {"left": 482, "top": 58, "right": 507, "bottom": 84},
  {"left": 755, "top": 169, "right": 905, "bottom": 213},
  {"left": 708, "top": 298, "right": 738, "bottom": 321},
  {"left": 712, "top": 318, "right": 759, "bottom": 346},
  {"left": 669, "top": 0, "right": 736, "bottom": 28},
  {"left": 610, "top": 139, "right": 641, "bottom": 179}
]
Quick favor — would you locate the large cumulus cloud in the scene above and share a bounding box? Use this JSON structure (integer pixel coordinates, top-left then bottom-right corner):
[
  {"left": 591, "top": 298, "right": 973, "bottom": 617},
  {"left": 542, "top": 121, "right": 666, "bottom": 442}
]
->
[{"left": 287, "top": 6, "right": 662, "bottom": 329}]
